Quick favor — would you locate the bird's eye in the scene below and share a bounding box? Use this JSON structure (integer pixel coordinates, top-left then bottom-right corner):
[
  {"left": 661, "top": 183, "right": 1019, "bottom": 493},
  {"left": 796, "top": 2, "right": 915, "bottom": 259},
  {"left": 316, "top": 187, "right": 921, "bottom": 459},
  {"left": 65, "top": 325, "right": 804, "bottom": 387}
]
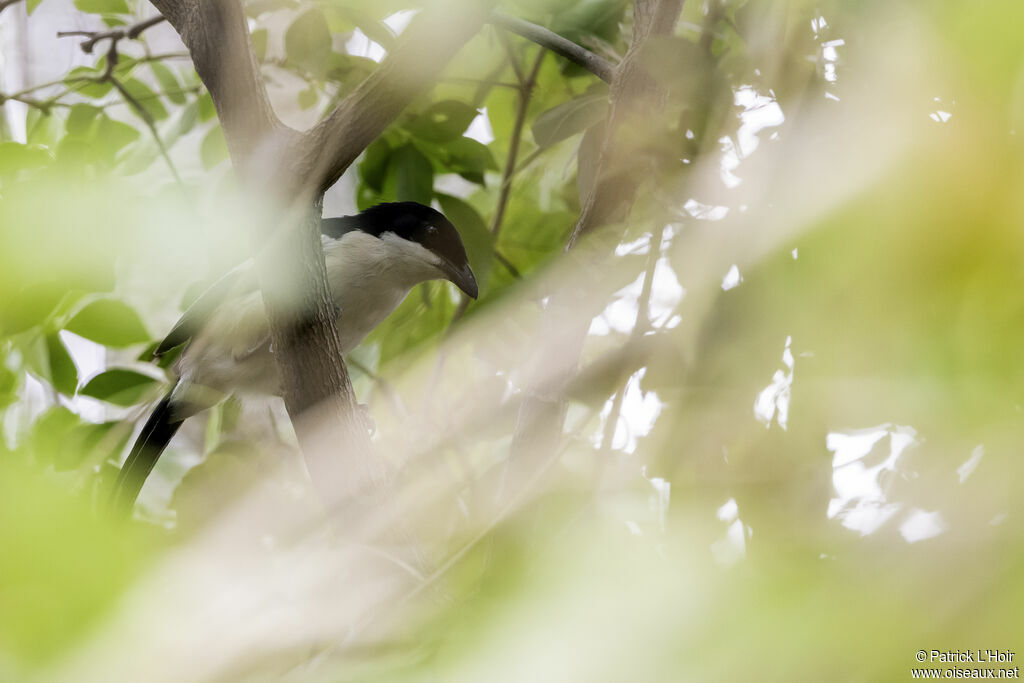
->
[{"left": 426, "top": 225, "right": 439, "bottom": 237}]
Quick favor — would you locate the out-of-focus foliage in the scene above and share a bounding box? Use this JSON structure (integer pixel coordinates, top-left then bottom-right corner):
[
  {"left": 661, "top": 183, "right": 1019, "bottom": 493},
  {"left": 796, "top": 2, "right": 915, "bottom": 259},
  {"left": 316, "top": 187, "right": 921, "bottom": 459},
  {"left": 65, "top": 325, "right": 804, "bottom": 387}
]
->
[{"left": 1, "top": 0, "right": 1023, "bottom": 681}]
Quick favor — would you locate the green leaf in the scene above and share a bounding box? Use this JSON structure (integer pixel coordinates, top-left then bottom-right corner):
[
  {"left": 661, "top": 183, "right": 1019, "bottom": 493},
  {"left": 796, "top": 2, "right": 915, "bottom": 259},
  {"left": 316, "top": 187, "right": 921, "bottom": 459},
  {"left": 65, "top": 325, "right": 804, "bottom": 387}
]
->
[
  {"left": 251, "top": 28, "right": 268, "bottom": 62},
  {"left": 359, "top": 138, "right": 392, "bottom": 192},
  {"left": 25, "top": 109, "right": 61, "bottom": 147},
  {"left": 29, "top": 406, "right": 80, "bottom": 465},
  {"left": 65, "top": 104, "right": 102, "bottom": 136},
  {"left": 531, "top": 93, "right": 608, "bottom": 148},
  {"left": 97, "top": 115, "right": 141, "bottom": 163},
  {"left": 54, "top": 421, "right": 130, "bottom": 472},
  {"left": 79, "top": 369, "right": 160, "bottom": 406},
  {"left": 0, "top": 360, "right": 18, "bottom": 409},
  {"left": 297, "top": 86, "right": 318, "bottom": 110},
  {"left": 285, "top": 9, "right": 332, "bottom": 79},
  {"left": 407, "top": 100, "right": 479, "bottom": 143},
  {"left": 26, "top": 0, "right": 44, "bottom": 13},
  {"left": 73, "top": 0, "right": 128, "bottom": 14},
  {"left": 384, "top": 144, "right": 434, "bottom": 205},
  {"left": 65, "top": 67, "right": 112, "bottom": 98},
  {"left": 197, "top": 92, "right": 217, "bottom": 121},
  {"left": 444, "top": 137, "right": 498, "bottom": 184},
  {"left": 45, "top": 333, "right": 79, "bottom": 396},
  {"left": 120, "top": 77, "right": 168, "bottom": 121},
  {"left": 66, "top": 298, "right": 150, "bottom": 347},
  {"left": 149, "top": 62, "right": 186, "bottom": 104},
  {"left": 0, "top": 142, "right": 51, "bottom": 177},
  {"left": 436, "top": 194, "right": 494, "bottom": 293},
  {"left": 201, "top": 125, "right": 229, "bottom": 169}
]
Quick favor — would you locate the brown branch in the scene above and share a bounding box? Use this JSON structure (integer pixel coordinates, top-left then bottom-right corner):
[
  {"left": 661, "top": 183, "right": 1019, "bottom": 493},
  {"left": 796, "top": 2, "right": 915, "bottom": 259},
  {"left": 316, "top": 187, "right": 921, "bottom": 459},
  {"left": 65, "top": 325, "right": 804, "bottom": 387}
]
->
[
  {"left": 57, "top": 14, "right": 167, "bottom": 53},
  {"left": 489, "top": 10, "right": 616, "bottom": 84},
  {"left": 492, "top": 47, "right": 545, "bottom": 240},
  {"left": 304, "top": 1, "right": 494, "bottom": 195},
  {"left": 505, "top": 0, "right": 683, "bottom": 490}
]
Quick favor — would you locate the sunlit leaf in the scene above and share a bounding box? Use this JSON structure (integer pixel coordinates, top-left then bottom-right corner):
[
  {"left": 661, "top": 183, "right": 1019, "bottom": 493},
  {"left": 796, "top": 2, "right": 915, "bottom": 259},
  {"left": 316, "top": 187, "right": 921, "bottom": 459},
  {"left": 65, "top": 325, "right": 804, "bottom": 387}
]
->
[
  {"left": 65, "top": 298, "right": 150, "bottom": 347},
  {"left": 65, "top": 67, "right": 112, "bottom": 98},
  {"left": 79, "top": 368, "right": 160, "bottom": 406},
  {"left": 73, "top": 0, "right": 128, "bottom": 14},
  {"left": 120, "top": 77, "right": 169, "bottom": 121},
  {"left": 285, "top": 8, "right": 332, "bottom": 79},
  {"left": 201, "top": 125, "right": 229, "bottom": 169},
  {"left": 149, "top": 61, "right": 186, "bottom": 104}
]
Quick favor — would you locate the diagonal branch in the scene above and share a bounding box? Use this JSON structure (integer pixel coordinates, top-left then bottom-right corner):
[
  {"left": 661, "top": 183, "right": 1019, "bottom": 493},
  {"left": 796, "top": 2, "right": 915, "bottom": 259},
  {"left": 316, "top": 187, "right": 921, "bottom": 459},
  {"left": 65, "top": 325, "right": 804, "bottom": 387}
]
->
[
  {"left": 304, "top": 1, "right": 494, "bottom": 194},
  {"left": 148, "top": 0, "right": 283, "bottom": 168},
  {"left": 489, "top": 10, "right": 616, "bottom": 84}
]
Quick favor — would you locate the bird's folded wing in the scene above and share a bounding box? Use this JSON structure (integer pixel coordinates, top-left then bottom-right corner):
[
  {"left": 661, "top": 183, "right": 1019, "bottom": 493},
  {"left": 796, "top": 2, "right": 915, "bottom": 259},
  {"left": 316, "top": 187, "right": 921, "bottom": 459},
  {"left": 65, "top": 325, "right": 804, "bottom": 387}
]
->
[{"left": 153, "top": 265, "right": 257, "bottom": 358}]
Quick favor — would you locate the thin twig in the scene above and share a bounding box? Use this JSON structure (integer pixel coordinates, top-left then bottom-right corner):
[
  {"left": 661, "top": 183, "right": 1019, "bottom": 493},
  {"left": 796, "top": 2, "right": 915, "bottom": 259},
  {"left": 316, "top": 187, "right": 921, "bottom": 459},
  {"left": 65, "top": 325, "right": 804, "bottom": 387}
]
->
[
  {"left": 494, "top": 250, "right": 522, "bottom": 279},
  {"left": 57, "top": 14, "right": 167, "bottom": 53},
  {"left": 489, "top": 10, "right": 616, "bottom": 84},
  {"left": 492, "top": 48, "right": 546, "bottom": 240}
]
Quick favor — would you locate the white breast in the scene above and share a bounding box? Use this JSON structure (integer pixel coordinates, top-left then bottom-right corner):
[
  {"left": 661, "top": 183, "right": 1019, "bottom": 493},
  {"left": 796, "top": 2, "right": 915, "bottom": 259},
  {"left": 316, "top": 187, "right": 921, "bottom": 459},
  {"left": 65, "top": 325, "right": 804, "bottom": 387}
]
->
[{"left": 176, "top": 230, "right": 442, "bottom": 407}]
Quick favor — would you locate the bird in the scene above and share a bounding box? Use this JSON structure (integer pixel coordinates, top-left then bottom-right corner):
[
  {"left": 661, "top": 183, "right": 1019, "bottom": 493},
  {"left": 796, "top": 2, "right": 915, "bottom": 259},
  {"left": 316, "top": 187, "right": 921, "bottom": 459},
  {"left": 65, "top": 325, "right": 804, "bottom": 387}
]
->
[{"left": 111, "top": 201, "right": 478, "bottom": 513}]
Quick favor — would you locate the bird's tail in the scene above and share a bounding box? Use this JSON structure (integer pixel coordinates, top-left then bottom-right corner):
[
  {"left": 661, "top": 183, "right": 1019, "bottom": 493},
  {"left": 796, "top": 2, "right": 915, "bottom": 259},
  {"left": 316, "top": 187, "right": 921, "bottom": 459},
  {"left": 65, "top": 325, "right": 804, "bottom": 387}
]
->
[{"left": 110, "top": 388, "right": 184, "bottom": 514}]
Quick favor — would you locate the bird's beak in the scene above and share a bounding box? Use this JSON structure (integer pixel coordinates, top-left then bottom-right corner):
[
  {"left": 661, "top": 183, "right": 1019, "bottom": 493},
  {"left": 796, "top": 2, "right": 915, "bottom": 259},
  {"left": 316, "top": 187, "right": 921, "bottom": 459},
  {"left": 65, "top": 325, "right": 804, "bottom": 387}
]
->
[{"left": 443, "top": 261, "right": 478, "bottom": 299}]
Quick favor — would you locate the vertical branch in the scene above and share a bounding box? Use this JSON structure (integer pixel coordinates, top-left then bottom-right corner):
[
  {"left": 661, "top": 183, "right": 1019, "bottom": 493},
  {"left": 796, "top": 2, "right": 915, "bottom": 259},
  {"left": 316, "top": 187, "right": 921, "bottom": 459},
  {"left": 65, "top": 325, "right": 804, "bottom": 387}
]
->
[{"left": 505, "top": 0, "right": 683, "bottom": 496}]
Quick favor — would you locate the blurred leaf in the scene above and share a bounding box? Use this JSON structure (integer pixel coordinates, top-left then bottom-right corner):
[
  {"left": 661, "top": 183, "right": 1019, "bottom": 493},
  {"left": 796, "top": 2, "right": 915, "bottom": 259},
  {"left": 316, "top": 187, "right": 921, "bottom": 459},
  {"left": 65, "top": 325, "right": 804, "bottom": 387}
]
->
[
  {"left": 201, "top": 125, "right": 229, "bottom": 169},
  {"left": 53, "top": 421, "right": 130, "bottom": 472},
  {"left": 65, "top": 298, "right": 149, "bottom": 347},
  {"left": 285, "top": 8, "right": 332, "bottom": 79},
  {"left": 26, "top": 0, "right": 43, "bottom": 13},
  {"left": 79, "top": 369, "right": 159, "bottom": 406},
  {"left": 407, "top": 100, "right": 479, "bottom": 143},
  {"left": 0, "top": 142, "right": 51, "bottom": 178},
  {"left": 359, "top": 137, "right": 392, "bottom": 192},
  {"left": 532, "top": 93, "right": 608, "bottom": 148},
  {"left": 437, "top": 193, "right": 495, "bottom": 293},
  {"left": 251, "top": 28, "right": 268, "bottom": 61},
  {"left": 551, "top": 0, "right": 629, "bottom": 43},
  {"left": 45, "top": 333, "right": 78, "bottom": 396},
  {"left": 0, "top": 284, "right": 66, "bottom": 337},
  {"left": 0, "top": 464, "right": 148, "bottom": 665},
  {"left": 73, "top": 0, "right": 128, "bottom": 14},
  {"left": 149, "top": 62, "right": 186, "bottom": 104},
  {"left": 197, "top": 91, "right": 216, "bottom": 121},
  {"left": 25, "top": 110, "right": 61, "bottom": 147},
  {"left": 28, "top": 406, "right": 80, "bottom": 465},
  {"left": 246, "top": 0, "right": 297, "bottom": 15},
  {"left": 297, "top": 86, "right": 318, "bottom": 110},
  {"left": 65, "top": 104, "right": 101, "bottom": 136},
  {"left": 120, "top": 77, "right": 168, "bottom": 121},
  {"left": 0, "top": 361, "right": 17, "bottom": 409},
  {"left": 385, "top": 143, "right": 434, "bottom": 205}
]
